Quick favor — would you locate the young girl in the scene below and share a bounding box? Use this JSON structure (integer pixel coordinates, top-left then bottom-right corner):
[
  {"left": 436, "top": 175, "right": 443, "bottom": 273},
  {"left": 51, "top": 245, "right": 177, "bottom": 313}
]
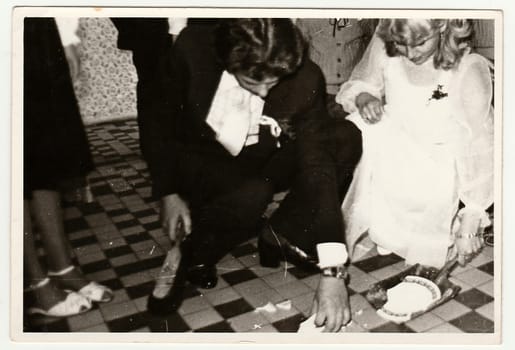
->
[{"left": 336, "top": 19, "right": 493, "bottom": 268}]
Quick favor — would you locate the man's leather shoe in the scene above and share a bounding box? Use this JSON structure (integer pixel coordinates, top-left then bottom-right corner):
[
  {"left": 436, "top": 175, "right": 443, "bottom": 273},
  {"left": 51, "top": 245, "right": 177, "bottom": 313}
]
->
[
  {"left": 258, "top": 225, "right": 319, "bottom": 272},
  {"left": 187, "top": 264, "right": 218, "bottom": 289}
]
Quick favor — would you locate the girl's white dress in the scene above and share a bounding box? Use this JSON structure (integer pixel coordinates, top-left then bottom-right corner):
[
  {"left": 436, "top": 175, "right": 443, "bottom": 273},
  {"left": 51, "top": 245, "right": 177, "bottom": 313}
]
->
[{"left": 336, "top": 35, "right": 494, "bottom": 268}]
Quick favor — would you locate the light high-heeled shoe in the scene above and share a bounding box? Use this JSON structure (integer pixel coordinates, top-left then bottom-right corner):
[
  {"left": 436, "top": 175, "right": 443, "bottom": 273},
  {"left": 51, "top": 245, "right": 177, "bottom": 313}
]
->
[
  {"left": 25, "top": 277, "right": 92, "bottom": 317},
  {"left": 48, "top": 266, "right": 114, "bottom": 303},
  {"left": 147, "top": 247, "right": 188, "bottom": 315}
]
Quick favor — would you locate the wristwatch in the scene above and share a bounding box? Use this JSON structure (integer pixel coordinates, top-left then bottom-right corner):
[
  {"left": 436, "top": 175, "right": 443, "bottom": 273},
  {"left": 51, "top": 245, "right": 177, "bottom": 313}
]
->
[{"left": 321, "top": 265, "right": 349, "bottom": 282}]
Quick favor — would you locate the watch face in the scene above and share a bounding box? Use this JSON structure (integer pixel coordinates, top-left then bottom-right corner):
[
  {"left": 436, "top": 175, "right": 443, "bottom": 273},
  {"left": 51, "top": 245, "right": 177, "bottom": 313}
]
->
[{"left": 322, "top": 266, "right": 348, "bottom": 280}]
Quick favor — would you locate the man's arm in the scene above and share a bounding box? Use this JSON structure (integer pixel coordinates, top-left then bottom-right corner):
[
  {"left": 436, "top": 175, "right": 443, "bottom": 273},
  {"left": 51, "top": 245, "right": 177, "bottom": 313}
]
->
[
  {"left": 149, "top": 31, "right": 205, "bottom": 241},
  {"left": 290, "top": 60, "right": 353, "bottom": 332},
  {"left": 291, "top": 60, "right": 330, "bottom": 138}
]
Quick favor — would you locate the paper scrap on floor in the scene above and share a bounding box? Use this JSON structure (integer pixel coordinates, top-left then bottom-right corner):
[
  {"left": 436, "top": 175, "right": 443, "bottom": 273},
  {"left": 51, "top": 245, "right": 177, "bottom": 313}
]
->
[
  {"left": 254, "top": 302, "right": 277, "bottom": 313},
  {"left": 297, "top": 315, "right": 324, "bottom": 333}
]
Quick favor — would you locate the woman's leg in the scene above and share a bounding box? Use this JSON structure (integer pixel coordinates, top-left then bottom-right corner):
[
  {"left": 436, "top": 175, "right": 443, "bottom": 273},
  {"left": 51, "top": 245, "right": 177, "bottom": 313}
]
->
[
  {"left": 24, "top": 199, "right": 68, "bottom": 310},
  {"left": 31, "top": 189, "right": 113, "bottom": 302},
  {"left": 30, "top": 190, "right": 74, "bottom": 271},
  {"left": 31, "top": 190, "right": 91, "bottom": 292}
]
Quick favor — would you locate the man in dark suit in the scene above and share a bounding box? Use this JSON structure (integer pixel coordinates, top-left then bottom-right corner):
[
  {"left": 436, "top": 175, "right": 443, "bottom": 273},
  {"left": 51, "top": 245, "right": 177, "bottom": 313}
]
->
[{"left": 150, "top": 18, "right": 362, "bottom": 332}]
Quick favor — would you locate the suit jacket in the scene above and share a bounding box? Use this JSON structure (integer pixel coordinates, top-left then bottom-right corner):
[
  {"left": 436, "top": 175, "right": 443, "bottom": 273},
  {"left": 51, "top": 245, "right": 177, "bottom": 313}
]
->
[
  {"left": 110, "top": 18, "right": 170, "bottom": 52},
  {"left": 152, "top": 23, "right": 329, "bottom": 198}
]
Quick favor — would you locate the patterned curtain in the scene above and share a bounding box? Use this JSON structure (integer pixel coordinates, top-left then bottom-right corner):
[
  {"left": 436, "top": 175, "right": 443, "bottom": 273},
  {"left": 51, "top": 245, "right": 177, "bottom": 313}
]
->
[{"left": 73, "top": 18, "right": 138, "bottom": 125}]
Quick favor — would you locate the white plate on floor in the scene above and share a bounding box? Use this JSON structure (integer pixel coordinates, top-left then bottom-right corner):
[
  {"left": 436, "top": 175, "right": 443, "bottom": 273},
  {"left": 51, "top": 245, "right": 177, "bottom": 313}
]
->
[{"left": 377, "top": 275, "right": 441, "bottom": 323}]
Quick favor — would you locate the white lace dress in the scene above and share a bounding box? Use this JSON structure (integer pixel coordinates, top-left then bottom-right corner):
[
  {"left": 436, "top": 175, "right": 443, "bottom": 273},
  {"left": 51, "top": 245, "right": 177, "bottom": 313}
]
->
[{"left": 336, "top": 35, "right": 494, "bottom": 268}]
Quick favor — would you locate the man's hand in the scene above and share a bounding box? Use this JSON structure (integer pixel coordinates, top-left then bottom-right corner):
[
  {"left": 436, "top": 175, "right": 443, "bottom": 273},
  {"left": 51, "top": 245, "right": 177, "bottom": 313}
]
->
[
  {"left": 356, "top": 92, "right": 384, "bottom": 124},
  {"left": 161, "top": 193, "right": 192, "bottom": 243},
  {"left": 311, "top": 276, "right": 351, "bottom": 332},
  {"left": 63, "top": 44, "right": 80, "bottom": 80}
]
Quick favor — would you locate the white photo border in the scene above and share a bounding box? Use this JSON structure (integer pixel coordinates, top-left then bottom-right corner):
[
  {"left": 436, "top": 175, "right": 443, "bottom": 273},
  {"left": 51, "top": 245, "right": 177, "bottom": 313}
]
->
[{"left": 6, "top": 2, "right": 510, "bottom": 348}]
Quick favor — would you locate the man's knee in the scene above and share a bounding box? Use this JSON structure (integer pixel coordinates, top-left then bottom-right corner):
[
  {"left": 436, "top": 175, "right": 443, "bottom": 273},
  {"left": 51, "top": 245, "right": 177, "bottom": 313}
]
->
[
  {"left": 236, "top": 178, "right": 275, "bottom": 211},
  {"left": 215, "top": 178, "right": 274, "bottom": 230},
  {"left": 194, "top": 177, "right": 274, "bottom": 234}
]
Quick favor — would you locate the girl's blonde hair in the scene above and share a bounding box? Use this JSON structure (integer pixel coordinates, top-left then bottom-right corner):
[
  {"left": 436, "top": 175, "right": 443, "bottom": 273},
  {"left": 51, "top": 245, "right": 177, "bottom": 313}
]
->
[{"left": 376, "top": 18, "right": 473, "bottom": 70}]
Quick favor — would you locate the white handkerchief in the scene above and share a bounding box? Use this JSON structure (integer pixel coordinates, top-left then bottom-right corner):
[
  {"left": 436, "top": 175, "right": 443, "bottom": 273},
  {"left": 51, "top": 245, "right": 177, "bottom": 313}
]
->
[{"left": 206, "top": 71, "right": 265, "bottom": 156}]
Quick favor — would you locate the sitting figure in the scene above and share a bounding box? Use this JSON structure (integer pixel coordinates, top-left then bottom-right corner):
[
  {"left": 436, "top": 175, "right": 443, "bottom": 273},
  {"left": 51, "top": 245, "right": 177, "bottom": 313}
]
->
[{"left": 337, "top": 18, "right": 493, "bottom": 268}]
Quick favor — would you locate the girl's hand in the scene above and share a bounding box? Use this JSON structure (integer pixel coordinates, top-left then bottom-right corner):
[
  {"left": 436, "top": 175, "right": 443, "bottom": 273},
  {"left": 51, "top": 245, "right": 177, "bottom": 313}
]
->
[
  {"left": 355, "top": 92, "right": 384, "bottom": 124},
  {"left": 454, "top": 210, "right": 486, "bottom": 266}
]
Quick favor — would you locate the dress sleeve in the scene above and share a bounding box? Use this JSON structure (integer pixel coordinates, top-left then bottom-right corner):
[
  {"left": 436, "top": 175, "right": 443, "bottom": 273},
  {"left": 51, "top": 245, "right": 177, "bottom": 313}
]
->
[
  {"left": 452, "top": 54, "right": 494, "bottom": 221},
  {"left": 335, "top": 32, "right": 387, "bottom": 113}
]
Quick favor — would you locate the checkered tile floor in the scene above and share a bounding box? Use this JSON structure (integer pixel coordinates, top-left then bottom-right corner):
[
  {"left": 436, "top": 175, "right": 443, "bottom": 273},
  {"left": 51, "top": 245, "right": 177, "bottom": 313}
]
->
[{"left": 24, "top": 119, "right": 495, "bottom": 333}]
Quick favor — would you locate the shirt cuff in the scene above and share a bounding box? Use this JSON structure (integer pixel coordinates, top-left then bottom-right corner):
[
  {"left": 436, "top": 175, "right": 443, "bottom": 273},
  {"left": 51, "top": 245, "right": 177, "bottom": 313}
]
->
[
  {"left": 55, "top": 17, "right": 81, "bottom": 46},
  {"left": 168, "top": 17, "right": 187, "bottom": 35},
  {"left": 316, "top": 243, "right": 348, "bottom": 269}
]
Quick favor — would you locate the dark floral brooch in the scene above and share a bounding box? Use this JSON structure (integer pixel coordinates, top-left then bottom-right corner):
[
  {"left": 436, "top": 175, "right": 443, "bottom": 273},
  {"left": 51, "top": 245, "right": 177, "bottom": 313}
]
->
[{"left": 427, "top": 84, "right": 448, "bottom": 104}]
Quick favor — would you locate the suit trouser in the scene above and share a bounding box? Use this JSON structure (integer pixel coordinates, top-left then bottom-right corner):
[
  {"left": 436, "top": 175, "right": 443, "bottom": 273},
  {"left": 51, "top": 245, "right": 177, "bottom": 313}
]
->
[
  {"left": 184, "top": 119, "right": 362, "bottom": 265},
  {"left": 131, "top": 40, "right": 173, "bottom": 173}
]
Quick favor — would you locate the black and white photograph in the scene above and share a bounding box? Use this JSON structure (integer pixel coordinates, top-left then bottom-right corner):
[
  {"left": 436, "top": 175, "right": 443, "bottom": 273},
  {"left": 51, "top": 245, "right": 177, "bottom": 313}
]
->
[{"left": 7, "top": 4, "right": 506, "bottom": 346}]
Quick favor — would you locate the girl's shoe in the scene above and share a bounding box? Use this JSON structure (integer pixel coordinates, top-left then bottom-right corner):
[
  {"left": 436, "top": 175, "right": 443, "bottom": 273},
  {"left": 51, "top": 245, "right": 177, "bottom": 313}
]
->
[
  {"left": 48, "top": 265, "right": 114, "bottom": 303},
  {"left": 25, "top": 277, "right": 92, "bottom": 317}
]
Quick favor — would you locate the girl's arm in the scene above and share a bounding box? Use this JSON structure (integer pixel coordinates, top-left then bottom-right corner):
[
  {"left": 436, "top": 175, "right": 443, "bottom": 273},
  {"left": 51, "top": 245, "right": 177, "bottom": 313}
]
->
[
  {"left": 335, "top": 32, "right": 387, "bottom": 114},
  {"left": 453, "top": 54, "right": 494, "bottom": 263}
]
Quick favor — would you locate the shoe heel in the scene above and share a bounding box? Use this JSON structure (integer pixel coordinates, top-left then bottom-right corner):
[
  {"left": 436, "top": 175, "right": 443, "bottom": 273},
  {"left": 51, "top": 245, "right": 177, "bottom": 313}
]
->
[{"left": 258, "top": 236, "right": 281, "bottom": 268}]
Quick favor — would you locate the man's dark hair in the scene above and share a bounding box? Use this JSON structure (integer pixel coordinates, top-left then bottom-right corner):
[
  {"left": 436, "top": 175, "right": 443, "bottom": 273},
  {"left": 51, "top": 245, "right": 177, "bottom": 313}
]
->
[{"left": 214, "top": 18, "right": 306, "bottom": 81}]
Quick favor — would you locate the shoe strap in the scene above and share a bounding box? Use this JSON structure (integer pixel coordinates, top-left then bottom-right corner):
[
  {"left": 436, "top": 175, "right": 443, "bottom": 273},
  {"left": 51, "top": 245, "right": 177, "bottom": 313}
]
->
[
  {"left": 24, "top": 277, "right": 50, "bottom": 292},
  {"left": 47, "top": 265, "right": 75, "bottom": 277}
]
